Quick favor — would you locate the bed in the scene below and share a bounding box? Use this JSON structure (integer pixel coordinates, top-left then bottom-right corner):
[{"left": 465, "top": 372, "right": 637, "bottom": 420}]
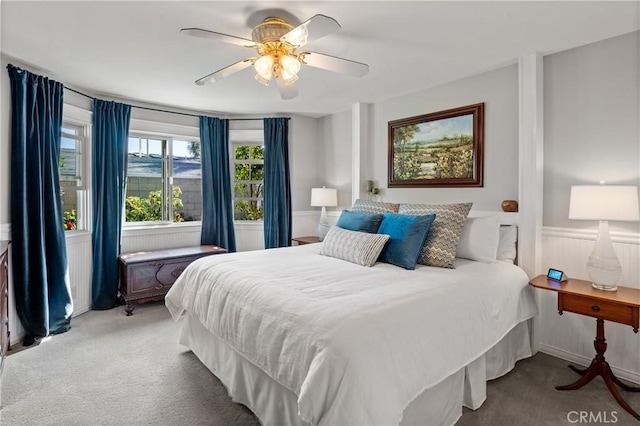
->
[{"left": 165, "top": 206, "right": 537, "bottom": 426}]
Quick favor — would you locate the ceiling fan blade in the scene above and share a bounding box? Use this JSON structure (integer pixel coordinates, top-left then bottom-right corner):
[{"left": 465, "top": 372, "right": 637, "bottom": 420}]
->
[
  {"left": 301, "top": 52, "right": 369, "bottom": 78},
  {"left": 275, "top": 76, "right": 299, "bottom": 100},
  {"left": 180, "top": 28, "right": 255, "bottom": 48},
  {"left": 195, "top": 59, "right": 254, "bottom": 85},
  {"left": 281, "top": 14, "right": 341, "bottom": 47}
]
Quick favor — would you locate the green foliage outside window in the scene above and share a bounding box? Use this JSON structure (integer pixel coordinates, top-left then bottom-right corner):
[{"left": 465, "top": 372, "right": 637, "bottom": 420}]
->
[
  {"left": 125, "top": 186, "right": 184, "bottom": 223},
  {"left": 63, "top": 209, "right": 76, "bottom": 230},
  {"left": 234, "top": 145, "right": 264, "bottom": 221},
  {"left": 187, "top": 141, "right": 200, "bottom": 159}
]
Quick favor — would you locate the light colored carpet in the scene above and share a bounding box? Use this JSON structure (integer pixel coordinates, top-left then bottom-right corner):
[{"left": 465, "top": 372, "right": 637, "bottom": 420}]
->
[{"left": 1, "top": 302, "right": 638, "bottom": 425}]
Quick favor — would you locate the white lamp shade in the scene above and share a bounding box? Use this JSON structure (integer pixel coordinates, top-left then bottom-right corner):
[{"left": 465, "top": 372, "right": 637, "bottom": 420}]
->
[
  {"left": 569, "top": 185, "right": 640, "bottom": 222},
  {"left": 310, "top": 187, "right": 337, "bottom": 207}
]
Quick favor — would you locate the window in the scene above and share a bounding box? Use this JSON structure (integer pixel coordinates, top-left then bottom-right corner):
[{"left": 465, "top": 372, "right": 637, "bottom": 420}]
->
[
  {"left": 125, "top": 135, "right": 201, "bottom": 224},
  {"left": 60, "top": 123, "right": 86, "bottom": 231},
  {"left": 233, "top": 143, "right": 264, "bottom": 220}
]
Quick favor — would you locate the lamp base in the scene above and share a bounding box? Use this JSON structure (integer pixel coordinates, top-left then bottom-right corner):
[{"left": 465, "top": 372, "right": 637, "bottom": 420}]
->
[
  {"left": 587, "top": 221, "right": 621, "bottom": 292},
  {"left": 317, "top": 222, "right": 331, "bottom": 241},
  {"left": 591, "top": 282, "right": 618, "bottom": 292}
]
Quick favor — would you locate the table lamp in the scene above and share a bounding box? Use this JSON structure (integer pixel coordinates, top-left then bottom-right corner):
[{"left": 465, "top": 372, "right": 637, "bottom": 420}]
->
[
  {"left": 311, "top": 186, "right": 337, "bottom": 241},
  {"left": 568, "top": 184, "right": 640, "bottom": 291}
]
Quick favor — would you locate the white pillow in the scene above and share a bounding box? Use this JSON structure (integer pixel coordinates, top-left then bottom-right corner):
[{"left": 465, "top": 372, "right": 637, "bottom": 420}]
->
[
  {"left": 455, "top": 214, "right": 500, "bottom": 263},
  {"left": 319, "top": 226, "right": 390, "bottom": 267},
  {"left": 496, "top": 225, "right": 518, "bottom": 264}
]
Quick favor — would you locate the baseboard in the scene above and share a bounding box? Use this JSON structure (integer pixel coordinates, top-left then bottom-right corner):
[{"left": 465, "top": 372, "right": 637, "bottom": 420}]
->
[
  {"left": 73, "top": 306, "right": 91, "bottom": 317},
  {"left": 539, "top": 343, "right": 640, "bottom": 385}
]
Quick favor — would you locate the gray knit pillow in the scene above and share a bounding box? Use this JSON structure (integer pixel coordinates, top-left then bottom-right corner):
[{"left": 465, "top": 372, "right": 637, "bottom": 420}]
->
[
  {"left": 351, "top": 199, "right": 399, "bottom": 214},
  {"left": 398, "top": 202, "right": 472, "bottom": 268},
  {"left": 319, "top": 226, "right": 390, "bottom": 267}
]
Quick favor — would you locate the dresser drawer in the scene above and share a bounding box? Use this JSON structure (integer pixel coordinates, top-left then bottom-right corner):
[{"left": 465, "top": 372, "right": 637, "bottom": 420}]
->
[{"left": 558, "top": 293, "right": 637, "bottom": 328}]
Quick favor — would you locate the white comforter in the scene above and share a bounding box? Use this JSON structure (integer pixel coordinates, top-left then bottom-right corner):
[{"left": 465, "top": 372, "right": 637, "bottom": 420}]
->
[{"left": 165, "top": 244, "right": 537, "bottom": 426}]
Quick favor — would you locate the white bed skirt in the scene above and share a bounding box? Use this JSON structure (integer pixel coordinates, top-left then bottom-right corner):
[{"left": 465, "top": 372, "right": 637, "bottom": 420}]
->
[{"left": 179, "top": 314, "right": 532, "bottom": 426}]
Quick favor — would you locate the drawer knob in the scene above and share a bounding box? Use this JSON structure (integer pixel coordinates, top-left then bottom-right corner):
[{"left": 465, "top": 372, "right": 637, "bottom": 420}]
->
[{"left": 591, "top": 305, "right": 601, "bottom": 312}]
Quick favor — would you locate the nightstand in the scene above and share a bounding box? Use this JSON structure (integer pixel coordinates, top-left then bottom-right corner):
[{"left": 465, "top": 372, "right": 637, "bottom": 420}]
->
[
  {"left": 292, "top": 236, "right": 321, "bottom": 245},
  {"left": 529, "top": 275, "right": 640, "bottom": 420}
]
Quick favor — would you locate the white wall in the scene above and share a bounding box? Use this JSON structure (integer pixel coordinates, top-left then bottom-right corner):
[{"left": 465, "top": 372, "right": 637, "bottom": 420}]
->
[
  {"left": 370, "top": 64, "right": 519, "bottom": 209},
  {"left": 544, "top": 31, "right": 640, "bottom": 234},
  {"left": 319, "top": 109, "right": 352, "bottom": 210},
  {"left": 538, "top": 31, "right": 640, "bottom": 383},
  {"left": 289, "top": 115, "right": 322, "bottom": 211}
]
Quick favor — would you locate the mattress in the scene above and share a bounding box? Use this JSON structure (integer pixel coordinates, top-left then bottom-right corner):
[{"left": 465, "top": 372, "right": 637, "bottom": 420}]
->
[{"left": 166, "top": 243, "right": 537, "bottom": 425}]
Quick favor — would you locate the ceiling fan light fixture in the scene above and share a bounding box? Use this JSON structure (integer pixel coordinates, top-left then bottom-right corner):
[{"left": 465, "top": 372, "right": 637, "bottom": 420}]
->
[
  {"left": 280, "top": 55, "right": 302, "bottom": 76},
  {"left": 255, "top": 72, "right": 272, "bottom": 86},
  {"left": 254, "top": 55, "right": 274, "bottom": 77},
  {"left": 185, "top": 13, "right": 367, "bottom": 99},
  {"left": 280, "top": 70, "right": 299, "bottom": 86},
  {"left": 251, "top": 17, "right": 293, "bottom": 43}
]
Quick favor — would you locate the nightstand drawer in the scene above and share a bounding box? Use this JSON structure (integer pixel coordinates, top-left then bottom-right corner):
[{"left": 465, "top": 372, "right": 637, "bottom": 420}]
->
[{"left": 559, "top": 293, "right": 637, "bottom": 328}]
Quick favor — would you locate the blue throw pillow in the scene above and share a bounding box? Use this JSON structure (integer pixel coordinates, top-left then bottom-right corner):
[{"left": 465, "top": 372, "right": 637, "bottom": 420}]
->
[
  {"left": 377, "top": 213, "right": 436, "bottom": 270},
  {"left": 335, "top": 210, "right": 384, "bottom": 234}
]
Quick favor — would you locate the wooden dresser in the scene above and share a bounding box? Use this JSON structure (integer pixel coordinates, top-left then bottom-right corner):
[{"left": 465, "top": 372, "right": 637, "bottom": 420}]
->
[
  {"left": 0, "top": 241, "right": 10, "bottom": 395},
  {"left": 119, "top": 245, "right": 227, "bottom": 315}
]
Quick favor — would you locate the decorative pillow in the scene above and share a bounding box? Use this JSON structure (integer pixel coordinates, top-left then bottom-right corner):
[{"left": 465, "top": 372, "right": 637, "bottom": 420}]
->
[
  {"left": 496, "top": 225, "right": 518, "bottom": 264},
  {"left": 335, "top": 210, "right": 384, "bottom": 234},
  {"left": 351, "top": 199, "right": 399, "bottom": 214},
  {"left": 377, "top": 213, "right": 436, "bottom": 270},
  {"left": 319, "top": 226, "right": 390, "bottom": 267},
  {"left": 456, "top": 214, "right": 501, "bottom": 263},
  {"left": 398, "top": 202, "right": 473, "bottom": 268}
]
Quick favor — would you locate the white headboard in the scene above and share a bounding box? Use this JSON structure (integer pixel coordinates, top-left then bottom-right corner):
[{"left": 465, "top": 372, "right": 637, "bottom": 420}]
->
[{"left": 468, "top": 210, "right": 520, "bottom": 226}]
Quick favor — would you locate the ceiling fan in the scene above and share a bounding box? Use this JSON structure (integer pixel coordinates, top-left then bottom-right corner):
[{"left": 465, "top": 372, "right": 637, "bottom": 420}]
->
[{"left": 181, "top": 14, "right": 369, "bottom": 100}]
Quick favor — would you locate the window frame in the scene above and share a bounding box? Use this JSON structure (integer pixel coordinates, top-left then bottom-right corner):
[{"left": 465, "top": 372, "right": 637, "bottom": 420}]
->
[
  {"left": 231, "top": 139, "right": 265, "bottom": 222},
  {"left": 124, "top": 132, "right": 201, "bottom": 227},
  {"left": 60, "top": 119, "right": 90, "bottom": 232}
]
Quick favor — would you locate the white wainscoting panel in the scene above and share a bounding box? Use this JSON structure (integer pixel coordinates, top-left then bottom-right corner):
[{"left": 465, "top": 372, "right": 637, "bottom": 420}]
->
[
  {"left": 121, "top": 224, "right": 202, "bottom": 253},
  {"left": 66, "top": 232, "right": 93, "bottom": 316},
  {"left": 6, "top": 238, "right": 24, "bottom": 346},
  {"left": 235, "top": 222, "right": 265, "bottom": 252},
  {"left": 7, "top": 228, "right": 94, "bottom": 343},
  {"left": 540, "top": 226, "right": 640, "bottom": 384}
]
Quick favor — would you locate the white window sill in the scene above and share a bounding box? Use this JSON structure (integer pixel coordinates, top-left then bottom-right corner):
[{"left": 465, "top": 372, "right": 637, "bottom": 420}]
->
[
  {"left": 64, "top": 230, "right": 92, "bottom": 239},
  {"left": 233, "top": 221, "right": 264, "bottom": 227}
]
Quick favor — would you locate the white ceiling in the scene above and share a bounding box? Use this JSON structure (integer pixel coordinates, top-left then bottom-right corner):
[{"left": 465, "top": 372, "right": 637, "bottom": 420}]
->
[{"left": 2, "top": 1, "right": 638, "bottom": 118}]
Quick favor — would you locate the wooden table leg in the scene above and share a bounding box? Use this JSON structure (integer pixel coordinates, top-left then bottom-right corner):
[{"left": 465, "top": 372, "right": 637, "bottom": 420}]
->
[
  {"left": 556, "top": 319, "right": 640, "bottom": 421},
  {"left": 124, "top": 302, "right": 134, "bottom": 316},
  {"left": 568, "top": 364, "right": 590, "bottom": 375}
]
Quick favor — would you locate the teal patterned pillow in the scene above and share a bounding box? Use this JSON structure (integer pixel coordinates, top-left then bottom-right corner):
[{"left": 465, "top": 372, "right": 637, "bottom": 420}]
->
[
  {"left": 319, "top": 226, "right": 390, "bottom": 267},
  {"left": 351, "top": 199, "right": 399, "bottom": 214},
  {"left": 398, "top": 202, "right": 472, "bottom": 268}
]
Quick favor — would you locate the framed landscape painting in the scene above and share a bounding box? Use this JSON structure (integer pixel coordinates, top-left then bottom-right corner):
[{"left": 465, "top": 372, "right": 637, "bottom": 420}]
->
[{"left": 388, "top": 103, "right": 484, "bottom": 187}]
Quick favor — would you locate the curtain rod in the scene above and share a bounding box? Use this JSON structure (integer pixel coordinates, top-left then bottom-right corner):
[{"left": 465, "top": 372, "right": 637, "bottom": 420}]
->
[{"left": 64, "top": 86, "right": 281, "bottom": 121}]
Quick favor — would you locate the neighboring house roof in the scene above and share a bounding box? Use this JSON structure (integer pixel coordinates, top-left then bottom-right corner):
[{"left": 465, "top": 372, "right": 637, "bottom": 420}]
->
[{"left": 60, "top": 148, "right": 201, "bottom": 178}]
